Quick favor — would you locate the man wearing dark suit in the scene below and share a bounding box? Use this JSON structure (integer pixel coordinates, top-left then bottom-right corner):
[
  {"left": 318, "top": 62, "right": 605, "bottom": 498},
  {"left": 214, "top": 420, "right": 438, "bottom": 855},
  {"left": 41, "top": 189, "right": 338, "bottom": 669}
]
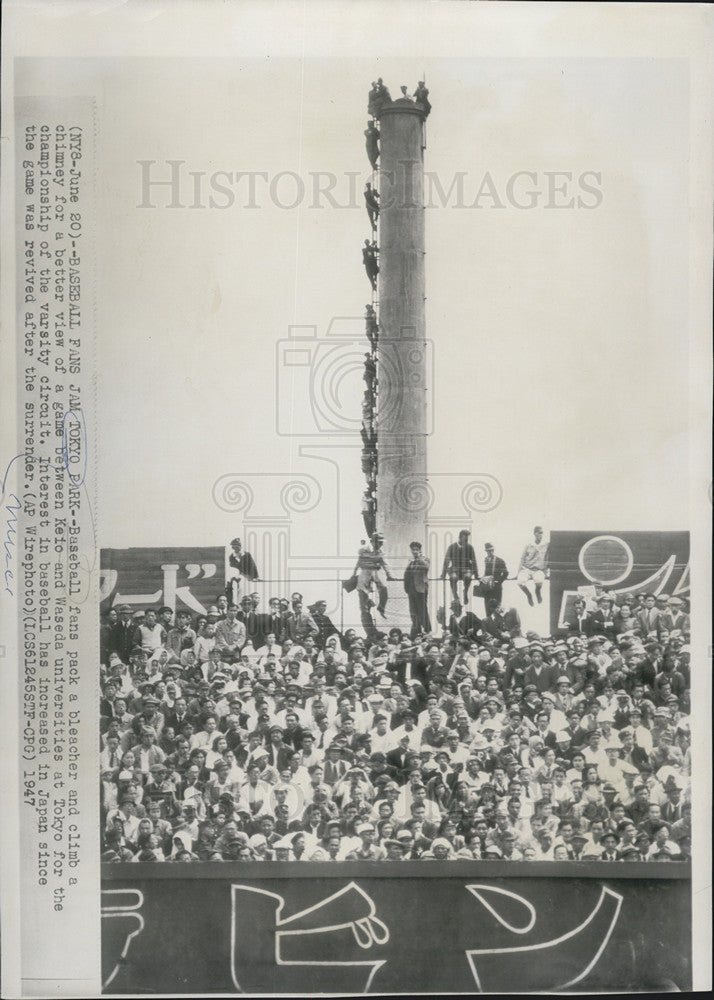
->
[
  {"left": 110, "top": 604, "right": 137, "bottom": 664},
  {"left": 448, "top": 602, "right": 482, "bottom": 641},
  {"left": 660, "top": 784, "right": 685, "bottom": 824},
  {"left": 163, "top": 696, "right": 192, "bottom": 735},
  {"left": 523, "top": 646, "right": 555, "bottom": 693},
  {"left": 600, "top": 830, "right": 620, "bottom": 862},
  {"left": 477, "top": 543, "right": 509, "bottom": 612},
  {"left": 586, "top": 596, "right": 618, "bottom": 640},
  {"left": 403, "top": 541, "right": 431, "bottom": 638},
  {"left": 322, "top": 744, "right": 350, "bottom": 787},
  {"left": 237, "top": 596, "right": 263, "bottom": 647},
  {"left": 391, "top": 642, "right": 431, "bottom": 688},
  {"left": 562, "top": 596, "right": 589, "bottom": 637},
  {"left": 480, "top": 606, "right": 510, "bottom": 642},
  {"left": 386, "top": 736, "right": 413, "bottom": 783},
  {"left": 264, "top": 726, "right": 294, "bottom": 771},
  {"left": 308, "top": 600, "right": 341, "bottom": 649},
  {"left": 260, "top": 598, "right": 286, "bottom": 645},
  {"left": 636, "top": 594, "right": 662, "bottom": 639}
]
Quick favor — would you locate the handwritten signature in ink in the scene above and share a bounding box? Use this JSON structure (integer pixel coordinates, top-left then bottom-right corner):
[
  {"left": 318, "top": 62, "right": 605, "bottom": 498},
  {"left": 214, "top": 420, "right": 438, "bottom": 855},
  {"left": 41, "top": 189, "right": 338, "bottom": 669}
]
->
[{"left": 3, "top": 493, "right": 21, "bottom": 596}]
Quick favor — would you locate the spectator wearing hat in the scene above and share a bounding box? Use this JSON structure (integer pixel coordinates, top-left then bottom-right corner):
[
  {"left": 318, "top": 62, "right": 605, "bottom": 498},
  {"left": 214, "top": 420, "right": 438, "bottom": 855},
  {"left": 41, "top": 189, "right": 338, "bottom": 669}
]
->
[
  {"left": 587, "top": 595, "right": 618, "bottom": 641},
  {"left": 133, "top": 725, "right": 166, "bottom": 777},
  {"left": 226, "top": 538, "right": 260, "bottom": 606},
  {"left": 626, "top": 706, "right": 654, "bottom": 754},
  {"left": 345, "top": 822, "right": 385, "bottom": 860},
  {"left": 448, "top": 600, "right": 483, "bottom": 642},
  {"left": 629, "top": 830, "right": 650, "bottom": 861},
  {"left": 110, "top": 604, "right": 138, "bottom": 664},
  {"left": 322, "top": 743, "right": 350, "bottom": 787},
  {"left": 403, "top": 541, "right": 431, "bottom": 638},
  {"left": 530, "top": 825, "right": 555, "bottom": 860},
  {"left": 552, "top": 675, "right": 577, "bottom": 714},
  {"left": 600, "top": 829, "right": 620, "bottom": 861},
  {"left": 298, "top": 730, "right": 324, "bottom": 769},
  {"left": 567, "top": 830, "right": 588, "bottom": 860},
  {"left": 660, "top": 780, "right": 686, "bottom": 824},
  {"left": 476, "top": 543, "right": 509, "bottom": 611},
  {"left": 599, "top": 740, "right": 628, "bottom": 788},
  {"left": 385, "top": 735, "right": 417, "bottom": 783},
  {"left": 523, "top": 645, "right": 555, "bottom": 694},
  {"left": 410, "top": 715, "right": 441, "bottom": 759},
  {"left": 584, "top": 635, "right": 612, "bottom": 676},
  {"left": 660, "top": 596, "right": 690, "bottom": 636}
]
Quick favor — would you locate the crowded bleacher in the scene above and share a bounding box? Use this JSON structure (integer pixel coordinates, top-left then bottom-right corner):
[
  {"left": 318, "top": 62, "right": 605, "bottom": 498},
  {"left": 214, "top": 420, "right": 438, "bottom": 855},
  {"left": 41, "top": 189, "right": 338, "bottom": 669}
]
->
[{"left": 99, "top": 537, "right": 691, "bottom": 863}]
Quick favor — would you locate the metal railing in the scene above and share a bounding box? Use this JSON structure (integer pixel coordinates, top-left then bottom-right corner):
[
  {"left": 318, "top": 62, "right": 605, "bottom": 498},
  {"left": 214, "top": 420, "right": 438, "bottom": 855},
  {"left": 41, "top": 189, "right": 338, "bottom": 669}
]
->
[{"left": 228, "top": 574, "right": 528, "bottom": 636}]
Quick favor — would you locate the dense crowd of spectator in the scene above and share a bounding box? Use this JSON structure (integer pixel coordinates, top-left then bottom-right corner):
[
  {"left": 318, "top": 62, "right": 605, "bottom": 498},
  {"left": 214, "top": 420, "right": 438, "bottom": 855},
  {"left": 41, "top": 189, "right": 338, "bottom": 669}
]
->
[{"left": 99, "top": 574, "right": 691, "bottom": 863}]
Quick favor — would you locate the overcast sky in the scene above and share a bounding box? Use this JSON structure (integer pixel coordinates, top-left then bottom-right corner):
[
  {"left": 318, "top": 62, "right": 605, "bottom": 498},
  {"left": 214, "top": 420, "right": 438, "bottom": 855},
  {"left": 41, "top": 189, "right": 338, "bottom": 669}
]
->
[{"left": 15, "top": 17, "right": 695, "bottom": 587}]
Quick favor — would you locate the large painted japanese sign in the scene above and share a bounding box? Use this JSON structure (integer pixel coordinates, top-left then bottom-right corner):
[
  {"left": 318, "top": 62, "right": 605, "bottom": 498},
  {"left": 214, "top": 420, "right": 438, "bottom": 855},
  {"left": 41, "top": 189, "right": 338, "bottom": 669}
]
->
[
  {"left": 100, "top": 547, "right": 225, "bottom": 615},
  {"left": 548, "top": 530, "right": 689, "bottom": 635},
  {"left": 101, "top": 863, "right": 691, "bottom": 994}
]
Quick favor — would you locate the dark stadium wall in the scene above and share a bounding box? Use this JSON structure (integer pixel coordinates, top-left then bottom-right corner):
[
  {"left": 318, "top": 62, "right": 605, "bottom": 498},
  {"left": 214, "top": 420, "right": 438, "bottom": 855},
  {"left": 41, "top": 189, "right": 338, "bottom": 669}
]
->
[
  {"left": 100, "top": 546, "right": 226, "bottom": 614},
  {"left": 102, "top": 862, "right": 691, "bottom": 994},
  {"left": 548, "top": 531, "right": 690, "bottom": 634}
]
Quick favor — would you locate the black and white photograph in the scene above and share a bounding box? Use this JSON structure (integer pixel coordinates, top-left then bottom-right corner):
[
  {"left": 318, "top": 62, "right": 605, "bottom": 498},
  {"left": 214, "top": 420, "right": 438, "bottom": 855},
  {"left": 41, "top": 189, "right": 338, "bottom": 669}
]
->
[{"left": 0, "top": 1, "right": 711, "bottom": 996}]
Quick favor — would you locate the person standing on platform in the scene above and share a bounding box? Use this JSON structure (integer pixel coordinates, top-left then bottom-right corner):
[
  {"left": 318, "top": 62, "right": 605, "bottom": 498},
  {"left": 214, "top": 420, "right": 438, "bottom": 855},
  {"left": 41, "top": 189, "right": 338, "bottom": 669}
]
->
[
  {"left": 517, "top": 525, "right": 549, "bottom": 606},
  {"left": 225, "top": 537, "right": 260, "bottom": 606},
  {"left": 414, "top": 81, "right": 431, "bottom": 116},
  {"left": 404, "top": 541, "right": 431, "bottom": 639}
]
